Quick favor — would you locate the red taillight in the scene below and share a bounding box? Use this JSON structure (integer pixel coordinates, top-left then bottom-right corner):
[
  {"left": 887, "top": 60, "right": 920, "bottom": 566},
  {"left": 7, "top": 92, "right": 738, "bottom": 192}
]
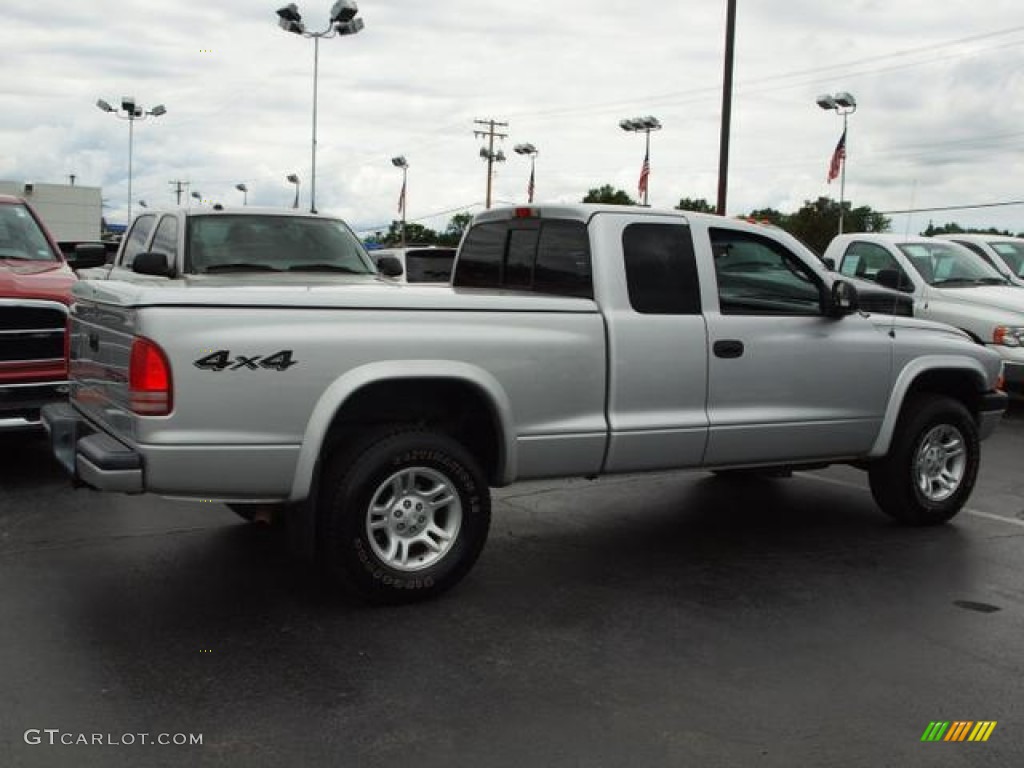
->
[
  {"left": 129, "top": 337, "right": 172, "bottom": 415},
  {"left": 514, "top": 207, "right": 536, "bottom": 218}
]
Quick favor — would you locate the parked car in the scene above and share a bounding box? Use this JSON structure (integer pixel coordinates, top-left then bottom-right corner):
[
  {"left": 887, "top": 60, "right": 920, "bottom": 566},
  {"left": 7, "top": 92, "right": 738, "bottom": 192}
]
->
[
  {"left": 932, "top": 234, "right": 1024, "bottom": 286},
  {"left": 823, "top": 233, "right": 1024, "bottom": 392},
  {"left": 44, "top": 204, "right": 1006, "bottom": 603},
  {"left": 0, "top": 195, "right": 105, "bottom": 431},
  {"left": 81, "top": 206, "right": 380, "bottom": 283},
  {"left": 369, "top": 246, "right": 457, "bottom": 283}
]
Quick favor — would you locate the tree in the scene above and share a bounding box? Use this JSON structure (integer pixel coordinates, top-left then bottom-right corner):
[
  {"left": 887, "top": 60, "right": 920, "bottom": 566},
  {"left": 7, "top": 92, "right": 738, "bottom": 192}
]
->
[
  {"left": 437, "top": 212, "right": 473, "bottom": 246},
  {"left": 383, "top": 221, "right": 438, "bottom": 246},
  {"left": 675, "top": 197, "right": 716, "bottom": 213},
  {"left": 782, "top": 197, "right": 890, "bottom": 255},
  {"left": 921, "top": 221, "right": 1013, "bottom": 237},
  {"left": 582, "top": 185, "right": 636, "bottom": 205}
]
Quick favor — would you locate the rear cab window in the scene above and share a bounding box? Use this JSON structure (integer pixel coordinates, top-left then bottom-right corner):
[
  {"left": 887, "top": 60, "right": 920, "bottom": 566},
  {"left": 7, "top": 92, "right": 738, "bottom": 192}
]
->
[{"left": 455, "top": 218, "right": 593, "bottom": 299}]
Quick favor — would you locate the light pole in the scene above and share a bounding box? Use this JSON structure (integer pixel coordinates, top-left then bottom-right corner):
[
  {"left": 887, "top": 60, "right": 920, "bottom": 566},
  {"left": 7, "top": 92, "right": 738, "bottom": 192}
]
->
[
  {"left": 276, "top": 1, "right": 365, "bottom": 214},
  {"left": 286, "top": 174, "right": 301, "bottom": 208},
  {"left": 817, "top": 91, "right": 857, "bottom": 235},
  {"left": 235, "top": 183, "right": 248, "bottom": 205},
  {"left": 513, "top": 143, "right": 538, "bottom": 203},
  {"left": 619, "top": 116, "right": 661, "bottom": 206},
  {"left": 391, "top": 156, "right": 408, "bottom": 245},
  {"left": 96, "top": 97, "right": 166, "bottom": 222}
]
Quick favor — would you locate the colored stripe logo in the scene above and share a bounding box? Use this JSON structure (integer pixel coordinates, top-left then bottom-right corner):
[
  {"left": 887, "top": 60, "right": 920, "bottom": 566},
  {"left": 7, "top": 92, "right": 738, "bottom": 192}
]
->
[{"left": 921, "top": 721, "right": 997, "bottom": 742}]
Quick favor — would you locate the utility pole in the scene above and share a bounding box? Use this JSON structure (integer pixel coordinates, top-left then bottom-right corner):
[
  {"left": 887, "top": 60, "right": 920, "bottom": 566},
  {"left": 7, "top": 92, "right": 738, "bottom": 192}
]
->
[
  {"left": 168, "top": 180, "right": 189, "bottom": 206},
  {"left": 474, "top": 118, "right": 508, "bottom": 209}
]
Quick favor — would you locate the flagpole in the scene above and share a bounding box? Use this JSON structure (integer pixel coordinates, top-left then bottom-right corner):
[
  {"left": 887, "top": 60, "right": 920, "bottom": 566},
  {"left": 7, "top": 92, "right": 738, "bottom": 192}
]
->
[{"left": 839, "top": 112, "right": 848, "bottom": 235}]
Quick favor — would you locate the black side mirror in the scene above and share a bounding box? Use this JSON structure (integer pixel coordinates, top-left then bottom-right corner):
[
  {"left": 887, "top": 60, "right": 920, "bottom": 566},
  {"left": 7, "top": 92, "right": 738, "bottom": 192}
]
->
[
  {"left": 875, "top": 268, "right": 913, "bottom": 293},
  {"left": 67, "top": 243, "right": 108, "bottom": 269},
  {"left": 132, "top": 252, "right": 174, "bottom": 277},
  {"left": 376, "top": 255, "right": 404, "bottom": 278},
  {"left": 822, "top": 257, "right": 836, "bottom": 271},
  {"left": 828, "top": 279, "right": 859, "bottom": 317}
]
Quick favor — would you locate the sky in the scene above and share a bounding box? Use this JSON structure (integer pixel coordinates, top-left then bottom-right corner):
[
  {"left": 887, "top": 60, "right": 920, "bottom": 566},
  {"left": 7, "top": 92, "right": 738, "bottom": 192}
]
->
[{"left": 2, "top": 0, "right": 1023, "bottom": 238}]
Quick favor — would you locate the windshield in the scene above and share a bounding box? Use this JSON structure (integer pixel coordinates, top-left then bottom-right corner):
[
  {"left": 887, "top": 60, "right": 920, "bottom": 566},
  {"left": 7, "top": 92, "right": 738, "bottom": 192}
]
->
[
  {"left": 897, "top": 242, "right": 1006, "bottom": 286},
  {"left": 186, "top": 214, "right": 375, "bottom": 275},
  {"left": 990, "top": 241, "right": 1024, "bottom": 277},
  {"left": 0, "top": 204, "right": 57, "bottom": 261}
]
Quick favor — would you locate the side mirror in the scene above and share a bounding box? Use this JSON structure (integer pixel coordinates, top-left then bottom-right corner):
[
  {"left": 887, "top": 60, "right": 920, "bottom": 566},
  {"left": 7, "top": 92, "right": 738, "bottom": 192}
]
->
[
  {"left": 376, "top": 255, "right": 404, "bottom": 278},
  {"left": 67, "top": 243, "right": 108, "bottom": 269},
  {"left": 822, "top": 257, "right": 836, "bottom": 271},
  {"left": 875, "top": 268, "right": 913, "bottom": 293},
  {"left": 828, "top": 279, "right": 859, "bottom": 317},
  {"left": 132, "top": 252, "right": 174, "bottom": 277}
]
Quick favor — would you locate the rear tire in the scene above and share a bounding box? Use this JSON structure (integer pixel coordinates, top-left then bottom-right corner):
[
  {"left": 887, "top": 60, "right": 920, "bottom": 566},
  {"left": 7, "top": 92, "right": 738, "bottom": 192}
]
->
[
  {"left": 319, "top": 426, "right": 491, "bottom": 603},
  {"left": 868, "top": 394, "right": 978, "bottom": 526}
]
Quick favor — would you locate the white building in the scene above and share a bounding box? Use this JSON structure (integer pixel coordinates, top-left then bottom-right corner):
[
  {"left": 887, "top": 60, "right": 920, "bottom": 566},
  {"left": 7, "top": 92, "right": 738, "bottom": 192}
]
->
[{"left": 0, "top": 180, "right": 102, "bottom": 242}]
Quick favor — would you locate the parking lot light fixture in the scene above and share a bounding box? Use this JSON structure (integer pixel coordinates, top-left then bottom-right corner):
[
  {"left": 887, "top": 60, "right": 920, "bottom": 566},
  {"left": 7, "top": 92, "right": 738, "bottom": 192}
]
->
[
  {"left": 275, "top": 2, "right": 365, "bottom": 214},
  {"left": 513, "top": 143, "right": 539, "bottom": 203},
  {"left": 817, "top": 91, "right": 857, "bottom": 235},
  {"left": 286, "top": 174, "right": 301, "bottom": 209},
  {"left": 96, "top": 96, "right": 167, "bottom": 222},
  {"left": 391, "top": 156, "right": 408, "bottom": 245},
  {"left": 620, "top": 116, "right": 661, "bottom": 206},
  {"left": 235, "top": 183, "right": 248, "bottom": 205}
]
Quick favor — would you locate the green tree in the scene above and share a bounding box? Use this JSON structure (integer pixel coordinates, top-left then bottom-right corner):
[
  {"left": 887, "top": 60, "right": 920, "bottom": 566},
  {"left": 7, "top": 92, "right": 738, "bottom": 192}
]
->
[
  {"left": 437, "top": 212, "right": 474, "bottom": 246},
  {"left": 782, "top": 197, "right": 890, "bottom": 255},
  {"left": 675, "top": 197, "right": 716, "bottom": 213},
  {"left": 582, "top": 185, "right": 636, "bottom": 205},
  {"left": 743, "top": 207, "right": 786, "bottom": 227},
  {"left": 921, "top": 221, "right": 1013, "bottom": 237},
  {"left": 384, "top": 221, "right": 438, "bottom": 246}
]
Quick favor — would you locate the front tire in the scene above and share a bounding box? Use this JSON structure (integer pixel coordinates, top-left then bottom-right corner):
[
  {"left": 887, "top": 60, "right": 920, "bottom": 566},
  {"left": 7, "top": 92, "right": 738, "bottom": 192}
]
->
[
  {"left": 868, "top": 395, "right": 979, "bottom": 526},
  {"left": 319, "top": 427, "right": 491, "bottom": 603}
]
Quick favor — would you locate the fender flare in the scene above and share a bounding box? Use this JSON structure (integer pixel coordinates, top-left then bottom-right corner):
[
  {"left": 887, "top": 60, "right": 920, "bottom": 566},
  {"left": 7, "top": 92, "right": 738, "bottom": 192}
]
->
[
  {"left": 867, "top": 355, "right": 991, "bottom": 458},
  {"left": 288, "top": 360, "right": 516, "bottom": 501}
]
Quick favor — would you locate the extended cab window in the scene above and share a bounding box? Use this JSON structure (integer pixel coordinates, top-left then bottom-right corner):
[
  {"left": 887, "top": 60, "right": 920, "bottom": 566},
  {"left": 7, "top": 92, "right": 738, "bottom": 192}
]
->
[
  {"left": 454, "top": 219, "right": 592, "bottom": 298},
  {"left": 622, "top": 223, "right": 700, "bottom": 314},
  {"left": 711, "top": 228, "right": 822, "bottom": 315},
  {"left": 120, "top": 214, "right": 156, "bottom": 269}
]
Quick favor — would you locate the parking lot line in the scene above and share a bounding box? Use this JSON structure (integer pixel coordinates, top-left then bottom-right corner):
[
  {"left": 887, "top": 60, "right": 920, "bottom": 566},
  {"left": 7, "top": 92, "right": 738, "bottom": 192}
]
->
[{"left": 796, "top": 472, "right": 1024, "bottom": 529}]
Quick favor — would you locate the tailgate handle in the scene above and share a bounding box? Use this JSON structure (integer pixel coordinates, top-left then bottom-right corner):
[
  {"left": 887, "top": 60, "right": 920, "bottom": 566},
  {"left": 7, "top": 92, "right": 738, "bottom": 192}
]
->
[{"left": 713, "top": 339, "right": 744, "bottom": 359}]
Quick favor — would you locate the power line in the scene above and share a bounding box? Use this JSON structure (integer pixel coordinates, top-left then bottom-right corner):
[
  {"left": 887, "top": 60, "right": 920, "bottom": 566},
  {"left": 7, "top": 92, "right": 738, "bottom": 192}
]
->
[{"left": 879, "top": 200, "right": 1024, "bottom": 215}]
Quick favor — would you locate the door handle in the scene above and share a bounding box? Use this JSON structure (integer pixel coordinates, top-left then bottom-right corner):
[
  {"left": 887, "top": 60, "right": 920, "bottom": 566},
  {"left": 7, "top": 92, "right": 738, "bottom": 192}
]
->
[{"left": 713, "top": 339, "right": 744, "bottom": 358}]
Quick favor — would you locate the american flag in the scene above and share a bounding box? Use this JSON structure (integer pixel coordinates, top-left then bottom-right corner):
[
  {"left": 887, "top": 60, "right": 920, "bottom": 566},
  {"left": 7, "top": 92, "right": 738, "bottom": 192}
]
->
[
  {"left": 827, "top": 129, "right": 846, "bottom": 183},
  {"left": 397, "top": 177, "right": 406, "bottom": 214},
  {"left": 527, "top": 166, "right": 535, "bottom": 203},
  {"left": 638, "top": 152, "right": 650, "bottom": 200}
]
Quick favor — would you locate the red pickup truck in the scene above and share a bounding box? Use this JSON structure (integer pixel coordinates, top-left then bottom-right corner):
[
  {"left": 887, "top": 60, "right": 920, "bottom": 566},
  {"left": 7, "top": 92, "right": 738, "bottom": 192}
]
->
[{"left": 0, "top": 194, "right": 106, "bottom": 431}]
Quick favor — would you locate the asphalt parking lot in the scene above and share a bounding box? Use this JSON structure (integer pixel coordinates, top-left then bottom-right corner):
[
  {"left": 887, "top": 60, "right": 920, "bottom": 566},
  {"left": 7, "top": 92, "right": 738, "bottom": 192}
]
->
[{"left": 2, "top": 407, "right": 1023, "bottom": 767}]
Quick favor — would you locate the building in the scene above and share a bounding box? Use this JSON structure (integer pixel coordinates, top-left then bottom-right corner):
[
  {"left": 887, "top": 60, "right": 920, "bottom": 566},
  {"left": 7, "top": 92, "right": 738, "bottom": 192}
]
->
[{"left": 0, "top": 180, "right": 102, "bottom": 242}]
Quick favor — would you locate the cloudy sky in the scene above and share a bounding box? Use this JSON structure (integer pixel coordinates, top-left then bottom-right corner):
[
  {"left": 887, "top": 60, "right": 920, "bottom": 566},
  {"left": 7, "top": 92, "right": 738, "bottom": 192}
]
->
[{"left": 2, "top": 0, "right": 1022, "bottom": 237}]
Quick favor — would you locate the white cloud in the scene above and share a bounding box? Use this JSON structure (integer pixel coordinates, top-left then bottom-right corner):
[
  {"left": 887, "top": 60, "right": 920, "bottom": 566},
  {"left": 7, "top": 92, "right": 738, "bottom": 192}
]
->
[{"left": 3, "top": 0, "right": 1022, "bottom": 234}]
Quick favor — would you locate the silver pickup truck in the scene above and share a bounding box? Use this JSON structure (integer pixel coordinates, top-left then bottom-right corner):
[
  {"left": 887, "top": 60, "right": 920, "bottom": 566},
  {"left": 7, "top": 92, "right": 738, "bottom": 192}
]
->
[{"left": 42, "top": 204, "right": 1007, "bottom": 602}]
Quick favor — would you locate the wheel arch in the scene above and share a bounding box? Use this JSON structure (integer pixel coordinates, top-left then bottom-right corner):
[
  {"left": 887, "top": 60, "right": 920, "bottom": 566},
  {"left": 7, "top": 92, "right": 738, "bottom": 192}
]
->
[
  {"left": 868, "top": 356, "right": 992, "bottom": 458},
  {"left": 288, "top": 361, "right": 515, "bottom": 501}
]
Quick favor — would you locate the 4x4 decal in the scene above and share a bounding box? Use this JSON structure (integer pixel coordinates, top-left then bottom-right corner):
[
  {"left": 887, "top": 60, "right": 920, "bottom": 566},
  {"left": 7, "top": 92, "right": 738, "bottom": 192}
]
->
[{"left": 193, "top": 349, "right": 298, "bottom": 372}]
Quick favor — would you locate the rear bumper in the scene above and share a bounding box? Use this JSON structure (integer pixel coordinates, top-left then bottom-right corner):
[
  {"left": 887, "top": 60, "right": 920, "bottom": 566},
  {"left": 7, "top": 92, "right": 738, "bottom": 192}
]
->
[
  {"left": 41, "top": 402, "right": 143, "bottom": 493},
  {"left": 0, "top": 380, "right": 69, "bottom": 432}
]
